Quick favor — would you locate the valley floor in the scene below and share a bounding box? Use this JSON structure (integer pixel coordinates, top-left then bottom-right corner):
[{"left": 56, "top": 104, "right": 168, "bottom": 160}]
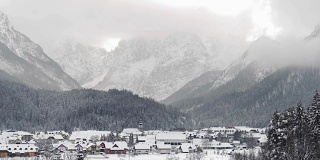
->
[{"left": 87, "top": 150, "right": 231, "bottom": 160}]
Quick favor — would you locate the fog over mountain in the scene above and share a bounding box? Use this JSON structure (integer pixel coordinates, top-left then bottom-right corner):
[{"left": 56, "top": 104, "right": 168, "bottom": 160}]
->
[{"left": 1, "top": 0, "right": 319, "bottom": 70}]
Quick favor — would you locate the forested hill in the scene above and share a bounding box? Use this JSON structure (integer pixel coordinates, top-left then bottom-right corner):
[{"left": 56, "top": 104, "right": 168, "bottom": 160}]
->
[
  {"left": 0, "top": 79, "right": 189, "bottom": 132},
  {"left": 179, "top": 66, "right": 320, "bottom": 127}
]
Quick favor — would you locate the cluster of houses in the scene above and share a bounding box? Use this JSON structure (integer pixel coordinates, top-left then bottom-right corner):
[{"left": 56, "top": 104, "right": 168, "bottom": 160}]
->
[{"left": 0, "top": 125, "right": 267, "bottom": 158}]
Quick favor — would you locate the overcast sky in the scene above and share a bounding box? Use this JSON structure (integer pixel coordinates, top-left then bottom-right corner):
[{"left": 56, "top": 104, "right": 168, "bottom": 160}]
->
[{"left": 0, "top": 0, "right": 320, "bottom": 52}]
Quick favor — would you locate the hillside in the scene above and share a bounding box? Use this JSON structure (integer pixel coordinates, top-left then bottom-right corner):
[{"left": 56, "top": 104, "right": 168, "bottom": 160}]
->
[
  {"left": 0, "top": 11, "right": 81, "bottom": 91},
  {"left": 186, "top": 66, "right": 320, "bottom": 127},
  {"left": 165, "top": 37, "right": 277, "bottom": 108},
  {"left": 0, "top": 80, "right": 190, "bottom": 132}
]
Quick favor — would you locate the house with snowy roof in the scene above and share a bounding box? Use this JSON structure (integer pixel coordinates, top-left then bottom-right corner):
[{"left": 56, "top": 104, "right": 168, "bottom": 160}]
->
[
  {"left": 155, "top": 142, "right": 171, "bottom": 154},
  {"left": 98, "top": 141, "right": 128, "bottom": 154},
  {"left": 156, "top": 133, "right": 187, "bottom": 148},
  {"left": 257, "top": 135, "right": 267, "bottom": 146},
  {"left": 210, "top": 127, "right": 236, "bottom": 135},
  {"left": 52, "top": 141, "right": 86, "bottom": 152},
  {"left": 33, "top": 131, "right": 64, "bottom": 144},
  {"left": 86, "top": 142, "right": 98, "bottom": 155},
  {"left": 69, "top": 130, "right": 111, "bottom": 143},
  {"left": 0, "top": 144, "right": 38, "bottom": 157},
  {"left": 3, "top": 131, "right": 34, "bottom": 142},
  {"left": 202, "top": 140, "right": 233, "bottom": 150},
  {"left": 145, "top": 135, "right": 156, "bottom": 147},
  {"left": 121, "top": 128, "right": 142, "bottom": 137},
  {"left": 144, "top": 130, "right": 163, "bottom": 135},
  {"left": 192, "top": 138, "right": 234, "bottom": 150},
  {"left": 133, "top": 143, "right": 150, "bottom": 154},
  {"left": 186, "top": 131, "right": 197, "bottom": 139},
  {"left": 177, "top": 143, "right": 196, "bottom": 153}
]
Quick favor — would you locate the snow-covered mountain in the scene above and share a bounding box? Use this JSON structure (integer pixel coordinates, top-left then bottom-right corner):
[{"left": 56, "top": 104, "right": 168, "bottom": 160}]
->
[
  {"left": 163, "top": 36, "right": 278, "bottom": 105},
  {"left": 210, "top": 36, "right": 278, "bottom": 90},
  {"left": 306, "top": 24, "right": 320, "bottom": 39},
  {"left": 49, "top": 32, "right": 232, "bottom": 101},
  {"left": 94, "top": 33, "right": 232, "bottom": 101},
  {"left": 94, "top": 33, "right": 220, "bottom": 100},
  {"left": 48, "top": 40, "right": 109, "bottom": 87},
  {"left": 167, "top": 26, "right": 320, "bottom": 126},
  {"left": 0, "top": 11, "right": 81, "bottom": 91}
]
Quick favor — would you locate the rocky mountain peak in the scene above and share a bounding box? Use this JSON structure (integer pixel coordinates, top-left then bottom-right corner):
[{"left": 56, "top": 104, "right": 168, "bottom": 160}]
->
[
  {"left": 311, "top": 23, "right": 320, "bottom": 36},
  {"left": 0, "top": 11, "right": 11, "bottom": 28},
  {"left": 0, "top": 11, "right": 81, "bottom": 91},
  {"left": 305, "top": 23, "right": 320, "bottom": 40}
]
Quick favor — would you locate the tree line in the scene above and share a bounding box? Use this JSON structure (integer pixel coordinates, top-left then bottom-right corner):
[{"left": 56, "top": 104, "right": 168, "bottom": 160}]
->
[
  {"left": 260, "top": 90, "right": 320, "bottom": 159},
  {"left": 0, "top": 80, "right": 190, "bottom": 132}
]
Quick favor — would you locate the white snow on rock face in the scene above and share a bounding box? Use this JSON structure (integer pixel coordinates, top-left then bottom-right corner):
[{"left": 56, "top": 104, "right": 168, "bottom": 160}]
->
[
  {"left": 93, "top": 33, "right": 227, "bottom": 101},
  {"left": 210, "top": 37, "right": 278, "bottom": 90},
  {"left": 309, "top": 24, "right": 320, "bottom": 37},
  {"left": 0, "top": 11, "right": 81, "bottom": 91},
  {"left": 49, "top": 33, "right": 234, "bottom": 101},
  {"left": 48, "top": 40, "right": 110, "bottom": 86}
]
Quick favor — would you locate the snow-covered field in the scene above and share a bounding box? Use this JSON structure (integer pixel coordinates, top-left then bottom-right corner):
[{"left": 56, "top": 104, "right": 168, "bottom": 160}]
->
[
  {"left": 87, "top": 150, "right": 231, "bottom": 160},
  {"left": 0, "top": 150, "right": 233, "bottom": 160}
]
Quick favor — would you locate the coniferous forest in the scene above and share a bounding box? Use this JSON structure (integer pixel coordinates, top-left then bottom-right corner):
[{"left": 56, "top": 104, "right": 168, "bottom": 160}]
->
[
  {"left": 0, "top": 80, "right": 190, "bottom": 132},
  {"left": 261, "top": 90, "right": 320, "bottom": 159}
]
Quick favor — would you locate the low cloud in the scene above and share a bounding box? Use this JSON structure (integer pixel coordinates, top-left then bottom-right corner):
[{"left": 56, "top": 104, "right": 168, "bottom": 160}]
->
[
  {"left": 0, "top": 0, "right": 251, "bottom": 53},
  {"left": 0, "top": 0, "right": 319, "bottom": 64},
  {"left": 270, "top": 0, "right": 320, "bottom": 40},
  {"left": 248, "top": 36, "right": 320, "bottom": 68}
]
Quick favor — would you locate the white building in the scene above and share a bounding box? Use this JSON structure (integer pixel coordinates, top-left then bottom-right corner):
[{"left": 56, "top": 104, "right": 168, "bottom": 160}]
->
[
  {"left": 69, "top": 130, "right": 110, "bottom": 143},
  {"left": 210, "top": 127, "right": 236, "bottom": 135},
  {"left": 0, "top": 143, "right": 38, "bottom": 157},
  {"left": 193, "top": 139, "right": 233, "bottom": 150},
  {"left": 177, "top": 143, "right": 196, "bottom": 153},
  {"left": 156, "top": 133, "right": 186, "bottom": 148},
  {"left": 133, "top": 143, "right": 150, "bottom": 154},
  {"left": 156, "top": 142, "right": 171, "bottom": 154}
]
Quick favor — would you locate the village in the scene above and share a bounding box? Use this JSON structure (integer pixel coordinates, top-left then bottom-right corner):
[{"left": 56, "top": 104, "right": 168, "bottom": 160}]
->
[{"left": 0, "top": 122, "right": 267, "bottom": 160}]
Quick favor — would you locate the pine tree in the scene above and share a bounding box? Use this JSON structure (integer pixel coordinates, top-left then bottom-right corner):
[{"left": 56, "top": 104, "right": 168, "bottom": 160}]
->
[
  {"left": 309, "top": 90, "right": 320, "bottom": 159},
  {"left": 283, "top": 107, "right": 296, "bottom": 159},
  {"left": 267, "top": 111, "right": 287, "bottom": 160},
  {"left": 265, "top": 97, "right": 319, "bottom": 159},
  {"left": 106, "top": 132, "right": 115, "bottom": 142}
]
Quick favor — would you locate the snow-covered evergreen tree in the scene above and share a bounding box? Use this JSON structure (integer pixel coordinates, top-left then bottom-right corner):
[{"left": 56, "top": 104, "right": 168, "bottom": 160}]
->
[
  {"left": 267, "top": 111, "right": 287, "bottom": 160},
  {"left": 309, "top": 90, "right": 320, "bottom": 159},
  {"left": 265, "top": 93, "right": 320, "bottom": 160}
]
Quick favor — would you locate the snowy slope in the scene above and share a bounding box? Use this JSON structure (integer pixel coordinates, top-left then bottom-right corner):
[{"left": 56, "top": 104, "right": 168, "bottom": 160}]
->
[
  {"left": 164, "top": 36, "right": 279, "bottom": 105},
  {"left": 48, "top": 40, "right": 110, "bottom": 86},
  {"left": 48, "top": 33, "right": 238, "bottom": 101},
  {"left": 0, "top": 11, "right": 81, "bottom": 91},
  {"left": 93, "top": 33, "right": 227, "bottom": 100},
  {"left": 210, "top": 37, "right": 278, "bottom": 90}
]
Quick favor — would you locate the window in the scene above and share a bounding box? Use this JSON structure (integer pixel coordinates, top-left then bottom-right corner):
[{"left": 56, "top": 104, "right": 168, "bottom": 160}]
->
[
  {"left": 25, "top": 148, "right": 28, "bottom": 150},
  {"left": 8, "top": 148, "right": 11, "bottom": 150},
  {"left": 20, "top": 148, "right": 22, "bottom": 150},
  {"left": 30, "top": 148, "right": 33, "bottom": 150},
  {"left": 14, "top": 148, "right": 17, "bottom": 150}
]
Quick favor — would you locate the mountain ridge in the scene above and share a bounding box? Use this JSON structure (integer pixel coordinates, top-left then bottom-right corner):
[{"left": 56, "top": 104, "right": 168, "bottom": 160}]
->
[{"left": 0, "top": 11, "right": 81, "bottom": 91}]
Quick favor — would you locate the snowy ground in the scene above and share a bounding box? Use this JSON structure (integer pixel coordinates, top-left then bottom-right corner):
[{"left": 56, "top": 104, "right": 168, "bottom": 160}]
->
[
  {"left": 0, "top": 150, "right": 233, "bottom": 160},
  {"left": 87, "top": 150, "right": 231, "bottom": 160}
]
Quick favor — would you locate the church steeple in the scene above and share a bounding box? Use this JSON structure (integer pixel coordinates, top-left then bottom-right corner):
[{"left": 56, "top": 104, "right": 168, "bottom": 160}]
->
[{"left": 138, "top": 118, "right": 143, "bottom": 131}]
